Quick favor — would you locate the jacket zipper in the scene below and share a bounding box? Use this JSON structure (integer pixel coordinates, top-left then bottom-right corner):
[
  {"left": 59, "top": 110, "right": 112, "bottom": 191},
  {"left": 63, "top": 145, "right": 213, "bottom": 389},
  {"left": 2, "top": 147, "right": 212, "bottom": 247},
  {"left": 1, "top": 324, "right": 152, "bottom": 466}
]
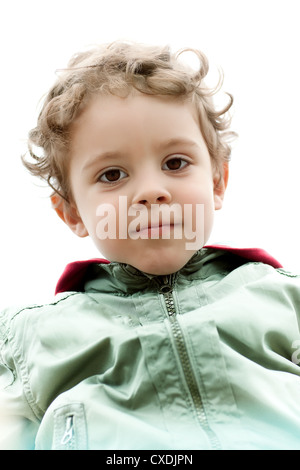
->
[
  {"left": 159, "top": 275, "right": 221, "bottom": 450},
  {"left": 60, "top": 415, "right": 75, "bottom": 449}
]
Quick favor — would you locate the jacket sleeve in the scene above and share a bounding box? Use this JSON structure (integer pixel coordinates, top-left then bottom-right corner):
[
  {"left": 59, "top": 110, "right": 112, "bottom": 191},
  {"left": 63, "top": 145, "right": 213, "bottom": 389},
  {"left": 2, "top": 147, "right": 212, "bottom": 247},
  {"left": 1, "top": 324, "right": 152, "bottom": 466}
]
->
[{"left": 0, "top": 324, "right": 39, "bottom": 450}]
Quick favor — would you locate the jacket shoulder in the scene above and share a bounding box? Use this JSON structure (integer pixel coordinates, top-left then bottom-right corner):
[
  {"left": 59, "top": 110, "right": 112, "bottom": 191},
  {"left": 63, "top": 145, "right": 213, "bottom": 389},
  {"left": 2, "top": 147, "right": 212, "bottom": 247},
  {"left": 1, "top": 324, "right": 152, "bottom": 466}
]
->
[{"left": 0, "top": 292, "right": 83, "bottom": 338}]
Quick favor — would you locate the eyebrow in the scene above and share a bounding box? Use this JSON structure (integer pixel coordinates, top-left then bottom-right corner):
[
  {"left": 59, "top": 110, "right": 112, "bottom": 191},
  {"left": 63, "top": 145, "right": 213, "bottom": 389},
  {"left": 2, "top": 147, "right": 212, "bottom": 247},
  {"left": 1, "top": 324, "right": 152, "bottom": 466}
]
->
[
  {"left": 155, "top": 137, "right": 200, "bottom": 151},
  {"left": 82, "top": 151, "right": 124, "bottom": 173},
  {"left": 81, "top": 138, "right": 200, "bottom": 173}
]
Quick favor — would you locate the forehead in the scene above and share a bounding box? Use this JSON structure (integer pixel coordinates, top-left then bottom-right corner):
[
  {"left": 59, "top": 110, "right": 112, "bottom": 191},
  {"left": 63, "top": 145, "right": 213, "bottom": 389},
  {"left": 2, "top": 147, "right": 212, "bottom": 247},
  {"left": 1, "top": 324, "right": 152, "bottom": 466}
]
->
[{"left": 69, "top": 92, "right": 204, "bottom": 155}]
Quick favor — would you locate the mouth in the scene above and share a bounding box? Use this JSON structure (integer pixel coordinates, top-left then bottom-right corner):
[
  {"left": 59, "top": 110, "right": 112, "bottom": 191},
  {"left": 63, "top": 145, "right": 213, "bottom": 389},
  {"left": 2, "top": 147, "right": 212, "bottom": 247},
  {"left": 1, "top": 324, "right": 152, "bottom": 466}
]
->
[{"left": 130, "top": 222, "right": 182, "bottom": 239}]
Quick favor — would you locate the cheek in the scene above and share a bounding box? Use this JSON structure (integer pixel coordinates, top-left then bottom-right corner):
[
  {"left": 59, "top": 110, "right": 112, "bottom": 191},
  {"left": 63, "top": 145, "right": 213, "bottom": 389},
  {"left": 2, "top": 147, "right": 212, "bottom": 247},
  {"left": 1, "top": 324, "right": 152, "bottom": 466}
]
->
[
  {"left": 87, "top": 198, "right": 129, "bottom": 259},
  {"left": 180, "top": 185, "right": 215, "bottom": 236},
  {"left": 178, "top": 182, "right": 215, "bottom": 209}
]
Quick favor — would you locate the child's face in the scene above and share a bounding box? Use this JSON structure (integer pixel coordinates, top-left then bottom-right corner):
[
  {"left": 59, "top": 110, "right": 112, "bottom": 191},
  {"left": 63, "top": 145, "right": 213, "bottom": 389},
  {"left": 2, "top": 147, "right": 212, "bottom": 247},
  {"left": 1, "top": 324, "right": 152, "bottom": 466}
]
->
[{"left": 59, "top": 92, "right": 227, "bottom": 275}]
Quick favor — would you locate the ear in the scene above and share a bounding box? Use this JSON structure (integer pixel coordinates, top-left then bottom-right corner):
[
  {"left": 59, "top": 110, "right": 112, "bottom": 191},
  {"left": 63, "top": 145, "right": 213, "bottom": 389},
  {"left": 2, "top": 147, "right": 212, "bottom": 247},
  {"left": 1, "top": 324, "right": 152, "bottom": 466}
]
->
[
  {"left": 213, "top": 162, "right": 229, "bottom": 211},
  {"left": 51, "top": 194, "right": 89, "bottom": 238}
]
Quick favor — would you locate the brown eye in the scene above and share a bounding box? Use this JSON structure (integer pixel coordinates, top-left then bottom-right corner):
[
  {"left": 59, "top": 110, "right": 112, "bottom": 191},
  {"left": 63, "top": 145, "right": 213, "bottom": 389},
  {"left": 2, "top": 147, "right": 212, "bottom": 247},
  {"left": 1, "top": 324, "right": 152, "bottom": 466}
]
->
[
  {"left": 163, "top": 158, "right": 188, "bottom": 171},
  {"left": 104, "top": 169, "right": 121, "bottom": 181},
  {"left": 99, "top": 168, "right": 127, "bottom": 183},
  {"left": 166, "top": 158, "right": 182, "bottom": 170}
]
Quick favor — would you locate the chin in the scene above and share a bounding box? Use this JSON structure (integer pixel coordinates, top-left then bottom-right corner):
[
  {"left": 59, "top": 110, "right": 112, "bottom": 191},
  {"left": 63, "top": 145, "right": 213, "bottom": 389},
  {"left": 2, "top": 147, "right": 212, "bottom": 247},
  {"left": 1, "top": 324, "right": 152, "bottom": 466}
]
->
[{"left": 134, "top": 251, "right": 196, "bottom": 276}]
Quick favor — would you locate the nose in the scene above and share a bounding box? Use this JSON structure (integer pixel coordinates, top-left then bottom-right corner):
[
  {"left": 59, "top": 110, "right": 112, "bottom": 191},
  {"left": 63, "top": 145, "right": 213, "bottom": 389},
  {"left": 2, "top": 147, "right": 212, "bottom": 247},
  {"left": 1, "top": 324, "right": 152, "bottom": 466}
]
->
[{"left": 132, "top": 180, "right": 172, "bottom": 207}]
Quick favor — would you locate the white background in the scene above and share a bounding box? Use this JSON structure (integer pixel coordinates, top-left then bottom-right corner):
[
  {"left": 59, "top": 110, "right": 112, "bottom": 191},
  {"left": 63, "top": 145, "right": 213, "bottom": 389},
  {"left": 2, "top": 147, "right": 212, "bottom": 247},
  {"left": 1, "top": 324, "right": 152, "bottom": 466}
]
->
[{"left": 0, "top": 0, "right": 299, "bottom": 309}]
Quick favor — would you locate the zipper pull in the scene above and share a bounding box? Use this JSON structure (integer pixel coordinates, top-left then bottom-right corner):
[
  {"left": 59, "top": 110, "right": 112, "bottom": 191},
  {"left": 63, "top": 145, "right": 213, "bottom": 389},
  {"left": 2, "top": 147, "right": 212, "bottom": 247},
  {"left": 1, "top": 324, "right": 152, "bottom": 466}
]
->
[
  {"left": 60, "top": 415, "right": 74, "bottom": 445},
  {"left": 159, "top": 275, "right": 173, "bottom": 294}
]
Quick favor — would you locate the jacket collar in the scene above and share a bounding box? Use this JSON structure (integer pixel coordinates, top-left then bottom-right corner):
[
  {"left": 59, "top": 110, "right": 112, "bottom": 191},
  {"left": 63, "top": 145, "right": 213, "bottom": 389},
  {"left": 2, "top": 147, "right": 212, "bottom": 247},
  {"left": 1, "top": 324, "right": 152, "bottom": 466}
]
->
[{"left": 55, "top": 245, "right": 282, "bottom": 295}]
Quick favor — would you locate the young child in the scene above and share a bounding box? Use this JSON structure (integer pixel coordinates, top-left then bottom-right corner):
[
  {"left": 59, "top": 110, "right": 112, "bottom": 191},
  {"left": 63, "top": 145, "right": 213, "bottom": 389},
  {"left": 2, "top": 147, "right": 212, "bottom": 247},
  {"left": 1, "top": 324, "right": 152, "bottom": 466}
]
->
[{"left": 1, "top": 41, "right": 300, "bottom": 450}]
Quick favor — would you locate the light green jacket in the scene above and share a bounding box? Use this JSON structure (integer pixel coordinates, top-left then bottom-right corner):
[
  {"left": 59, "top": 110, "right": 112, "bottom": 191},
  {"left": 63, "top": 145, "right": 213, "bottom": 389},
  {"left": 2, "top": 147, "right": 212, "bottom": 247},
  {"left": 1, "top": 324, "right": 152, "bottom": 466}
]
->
[{"left": 1, "top": 248, "right": 300, "bottom": 450}]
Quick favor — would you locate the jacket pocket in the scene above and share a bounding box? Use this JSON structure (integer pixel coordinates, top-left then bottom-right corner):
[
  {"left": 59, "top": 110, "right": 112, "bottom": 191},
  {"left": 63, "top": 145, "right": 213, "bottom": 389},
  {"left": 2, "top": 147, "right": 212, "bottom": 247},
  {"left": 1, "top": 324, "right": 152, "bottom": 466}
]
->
[{"left": 52, "top": 403, "right": 88, "bottom": 450}]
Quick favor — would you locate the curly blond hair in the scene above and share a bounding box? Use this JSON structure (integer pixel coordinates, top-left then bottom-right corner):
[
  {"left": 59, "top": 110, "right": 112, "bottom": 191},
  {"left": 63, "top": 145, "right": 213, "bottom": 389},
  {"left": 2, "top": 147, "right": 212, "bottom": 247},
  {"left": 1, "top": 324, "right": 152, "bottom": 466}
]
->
[{"left": 23, "top": 41, "right": 236, "bottom": 202}]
